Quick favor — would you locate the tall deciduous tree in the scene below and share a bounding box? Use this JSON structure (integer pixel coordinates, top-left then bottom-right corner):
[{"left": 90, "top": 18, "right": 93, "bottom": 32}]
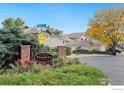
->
[{"left": 87, "top": 7, "right": 124, "bottom": 55}]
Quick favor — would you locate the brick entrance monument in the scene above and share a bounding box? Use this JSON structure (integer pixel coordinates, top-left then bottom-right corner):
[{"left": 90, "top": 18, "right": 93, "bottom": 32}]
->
[
  {"left": 21, "top": 45, "right": 30, "bottom": 62},
  {"left": 57, "top": 46, "right": 66, "bottom": 59}
]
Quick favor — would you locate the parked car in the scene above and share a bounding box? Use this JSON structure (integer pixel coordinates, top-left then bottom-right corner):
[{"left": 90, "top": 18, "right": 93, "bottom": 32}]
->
[
  {"left": 74, "top": 47, "right": 82, "bottom": 54},
  {"left": 115, "top": 47, "right": 124, "bottom": 52},
  {"left": 106, "top": 47, "right": 123, "bottom": 53}
]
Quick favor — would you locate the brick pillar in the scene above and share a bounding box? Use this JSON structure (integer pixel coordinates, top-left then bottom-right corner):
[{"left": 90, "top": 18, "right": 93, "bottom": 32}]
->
[
  {"left": 21, "top": 45, "right": 30, "bottom": 62},
  {"left": 57, "top": 46, "right": 66, "bottom": 59}
]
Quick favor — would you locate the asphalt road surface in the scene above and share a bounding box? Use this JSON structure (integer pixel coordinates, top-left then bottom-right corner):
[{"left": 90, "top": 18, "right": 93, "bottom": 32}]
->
[{"left": 71, "top": 54, "right": 124, "bottom": 85}]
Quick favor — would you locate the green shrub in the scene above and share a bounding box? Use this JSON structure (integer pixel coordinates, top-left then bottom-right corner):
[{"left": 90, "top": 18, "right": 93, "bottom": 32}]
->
[
  {"left": 52, "top": 58, "right": 64, "bottom": 68},
  {"left": 0, "top": 62, "right": 51, "bottom": 75},
  {"left": 73, "top": 49, "right": 110, "bottom": 54},
  {"left": 51, "top": 52, "right": 58, "bottom": 58},
  {"left": 72, "top": 58, "right": 80, "bottom": 64},
  {"left": 52, "top": 57, "right": 80, "bottom": 68},
  {"left": 73, "top": 49, "right": 92, "bottom": 54},
  {"left": 39, "top": 45, "right": 50, "bottom": 52},
  {"left": 0, "top": 64, "right": 107, "bottom": 85},
  {"left": 65, "top": 46, "right": 72, "bottom": 55},
  {"left": 63, "top": 58, "right": 72, "bottom": 65},
  {"left": 92, "top": 50, "right": 111, "bottom": 54},
  {"left": 51, "top": 48, "right": 57, "bottom": 52},
  {"left": 0, "top": 58, "right": 80, "bottom": 74}
]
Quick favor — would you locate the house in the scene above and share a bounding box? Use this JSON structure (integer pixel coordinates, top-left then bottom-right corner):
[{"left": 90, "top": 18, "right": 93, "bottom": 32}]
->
[
  {"left": 22, "top": 26, "right": 106, "bottom": 51},
  {"left": 65, "top": 40, "right": 92, "bottom": 50},
  {"left": 22, "top": 26, "right": 40, "bottom": 36},
  {"left": 65, "top": 32, "right": 89, "bottom": 41},
  {"left": 41, "top": 30, "right": 53, "bottom": 38},
  {"left": 91, "top": 39, "right": 106, "bottom": 51},
  {"left": 65, "top": 32, "right": 106, "bottom": 51},
  {"left": 42, "top": 32, "right": 70, "bottom": 48},
  {"left": 41, "top": 31, "right": 106, "bottom": 51}
]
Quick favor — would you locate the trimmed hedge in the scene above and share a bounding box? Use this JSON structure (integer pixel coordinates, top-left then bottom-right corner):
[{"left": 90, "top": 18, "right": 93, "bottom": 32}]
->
[
  {"left": 73, "top": 49, "right": 111, "bottom": 54},
  {"left": 92, "top": 50, "right": 111, "bottom": 54}
]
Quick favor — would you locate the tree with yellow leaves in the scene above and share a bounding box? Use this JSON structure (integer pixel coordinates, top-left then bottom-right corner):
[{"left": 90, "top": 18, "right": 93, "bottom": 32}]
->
[{"left": 87, "top": 7, "right": 124, "bottom": 55}]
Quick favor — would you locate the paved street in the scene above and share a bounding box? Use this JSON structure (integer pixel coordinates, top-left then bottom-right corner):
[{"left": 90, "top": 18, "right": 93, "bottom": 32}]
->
[{"left": 68, "top": 54, "right": 124, "bottom": 85}]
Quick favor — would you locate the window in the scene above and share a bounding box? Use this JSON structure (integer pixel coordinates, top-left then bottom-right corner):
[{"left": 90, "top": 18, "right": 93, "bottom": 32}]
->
[{"left": 81, "top": 38, "right": 83, "bottom": 41}]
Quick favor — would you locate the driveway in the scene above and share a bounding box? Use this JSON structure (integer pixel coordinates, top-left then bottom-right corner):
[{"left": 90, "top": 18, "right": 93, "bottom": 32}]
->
[{"left": 68, "top": 54, "right": 124, "bottom": 85}]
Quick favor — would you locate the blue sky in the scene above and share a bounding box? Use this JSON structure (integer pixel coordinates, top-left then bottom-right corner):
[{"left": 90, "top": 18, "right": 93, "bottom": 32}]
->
[{"left": 0, "top": 3, "right": 123, "bottom": 34}]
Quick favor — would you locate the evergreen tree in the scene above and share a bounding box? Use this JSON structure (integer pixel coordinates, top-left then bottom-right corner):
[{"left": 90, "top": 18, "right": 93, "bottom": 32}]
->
[{"left": 0, "top": 18, "right": 39, "bottom": 68}]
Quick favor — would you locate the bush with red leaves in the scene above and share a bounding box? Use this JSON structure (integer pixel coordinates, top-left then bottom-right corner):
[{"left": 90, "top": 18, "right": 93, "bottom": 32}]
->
[{"left": 15, "top": 59, "right": 35, "bottom": 68}]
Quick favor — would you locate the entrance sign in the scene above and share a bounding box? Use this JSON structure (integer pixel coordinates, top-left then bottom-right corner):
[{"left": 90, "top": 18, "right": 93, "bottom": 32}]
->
[
  {"left": 38, "top": 32, "right": 45, "bottom": 44},
  {"left": 35, "top": 52, "right": 53, "bottom": 61},
  {"left": 36, "top": 24, "right": 47, "bottom": 28}
]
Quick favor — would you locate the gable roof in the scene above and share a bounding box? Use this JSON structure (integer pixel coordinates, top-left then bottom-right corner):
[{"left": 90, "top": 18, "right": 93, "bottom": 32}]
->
[
  {"left": 22, "top": 26, "right": 39, "bottom": 34},
  {"left": 65, "top": 32, "right": 85, "bottom": 39}
]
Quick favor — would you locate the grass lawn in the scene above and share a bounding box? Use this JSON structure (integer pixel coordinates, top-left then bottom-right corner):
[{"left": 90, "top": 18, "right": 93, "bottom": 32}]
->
[{"left": 0, "top": 64, "right": 107, "bottom": 85}]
